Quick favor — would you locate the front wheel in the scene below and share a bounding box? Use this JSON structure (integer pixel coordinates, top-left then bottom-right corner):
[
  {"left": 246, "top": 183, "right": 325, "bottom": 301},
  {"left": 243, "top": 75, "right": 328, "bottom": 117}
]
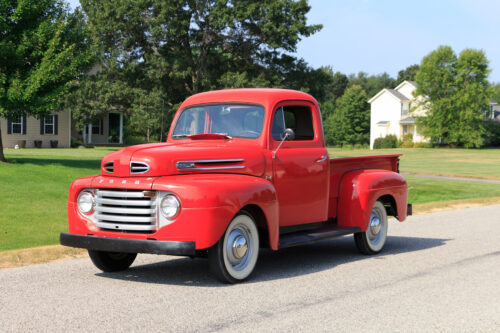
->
[
  {"left": 208, "top": 211, "right": 260, "bottom": 283},
  {"left": 354, "top": 200, "right": 388, "bottom": 254},
  {"left": 88, "top": 250, "right": 137, "bottom": 272}
]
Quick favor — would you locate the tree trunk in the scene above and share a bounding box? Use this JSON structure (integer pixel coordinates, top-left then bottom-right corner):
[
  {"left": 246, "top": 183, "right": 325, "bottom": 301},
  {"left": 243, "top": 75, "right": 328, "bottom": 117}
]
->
[{"left": 0, "top": 120, "right": 6, "bottom": 163}]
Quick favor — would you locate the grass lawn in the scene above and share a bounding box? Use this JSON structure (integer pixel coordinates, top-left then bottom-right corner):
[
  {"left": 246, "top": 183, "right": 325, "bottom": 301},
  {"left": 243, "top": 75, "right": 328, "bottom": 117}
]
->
[
  {"left": 1, "top": 147, "right": 500, "bottom": 252},
  {"left": 328, "top": 147, "right": 500, "bottom": 180},
  {"left": 0, "top": 148, "right": 117, "bottom": 252}
]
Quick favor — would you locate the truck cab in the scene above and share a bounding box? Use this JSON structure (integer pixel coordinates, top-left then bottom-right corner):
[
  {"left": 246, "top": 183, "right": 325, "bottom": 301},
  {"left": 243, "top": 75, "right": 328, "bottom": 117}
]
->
[{"left": 61, "top": 88, "right": 410, "bottom": 283}]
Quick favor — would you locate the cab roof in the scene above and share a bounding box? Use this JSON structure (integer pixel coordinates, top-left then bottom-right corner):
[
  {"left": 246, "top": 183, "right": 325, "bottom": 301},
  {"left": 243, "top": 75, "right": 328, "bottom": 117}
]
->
[{"left": 180, "top": 88, "right": 317, "bottom": 109}]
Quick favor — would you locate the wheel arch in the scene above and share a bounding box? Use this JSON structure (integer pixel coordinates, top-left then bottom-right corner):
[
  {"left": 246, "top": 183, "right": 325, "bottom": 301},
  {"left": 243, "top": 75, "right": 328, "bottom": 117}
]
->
[
  {"left": 241, "top": 204, "right": 270, "bottom": 249},
  {"left": 337, "top": 169, "right": 408, "bottom": 231}
]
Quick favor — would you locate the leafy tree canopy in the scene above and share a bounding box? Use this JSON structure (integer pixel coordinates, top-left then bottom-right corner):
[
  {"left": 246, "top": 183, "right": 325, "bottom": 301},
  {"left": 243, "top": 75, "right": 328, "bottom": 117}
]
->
[
  {"left": 0, "top": 0, "right": 95, "bottom": 161},
  {"left": 71, "top": 0, "right": 323, "bottom": 141},
  {"left": 396, "top": 64, "right": 419, "bottom": 85},
  {"left": 324, "top": 85, "right": 369, "bottom": 146},
  {"left": 414, "top": 45, "right": 490, "bottom": 147}
]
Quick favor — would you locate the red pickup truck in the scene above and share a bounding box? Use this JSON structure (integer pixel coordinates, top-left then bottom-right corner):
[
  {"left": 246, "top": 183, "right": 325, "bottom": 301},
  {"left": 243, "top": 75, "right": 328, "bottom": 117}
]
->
[{"left": 61, "top": 88, "right": 411, "bottom": 283}]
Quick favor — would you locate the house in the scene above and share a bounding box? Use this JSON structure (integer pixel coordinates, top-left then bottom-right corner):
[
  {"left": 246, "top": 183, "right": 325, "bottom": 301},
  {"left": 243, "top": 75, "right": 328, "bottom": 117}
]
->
[
  {"left": 368, "top": 81, "right": 426, "bottom": 149},
  {"left": 369, "top": 81, "right": 500, "bottom": 149},
  {"left": 1, "top": 111, "right": 124, "bottom": 148},
  {"left": 488, "top": 99, "right": 500, "bottom": 121}
]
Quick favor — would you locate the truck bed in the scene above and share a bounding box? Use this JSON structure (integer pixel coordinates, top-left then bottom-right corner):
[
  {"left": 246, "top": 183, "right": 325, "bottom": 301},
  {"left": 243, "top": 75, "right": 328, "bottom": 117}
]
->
[{"left": 328, "top": 154, "right": 401, "bottom": 218}]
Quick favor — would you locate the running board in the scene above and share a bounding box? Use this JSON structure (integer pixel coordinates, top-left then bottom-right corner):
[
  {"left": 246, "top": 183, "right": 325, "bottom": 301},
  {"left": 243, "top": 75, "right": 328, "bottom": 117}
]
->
[{"left": 278, "top": 225, "right": 361, "bottom": 249}]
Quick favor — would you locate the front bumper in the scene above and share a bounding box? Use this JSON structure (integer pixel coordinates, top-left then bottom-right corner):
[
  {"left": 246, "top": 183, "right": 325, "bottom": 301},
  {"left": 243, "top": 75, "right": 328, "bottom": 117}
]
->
[{"left": 60, "top": 232, "right": 196, "bottom": 256}]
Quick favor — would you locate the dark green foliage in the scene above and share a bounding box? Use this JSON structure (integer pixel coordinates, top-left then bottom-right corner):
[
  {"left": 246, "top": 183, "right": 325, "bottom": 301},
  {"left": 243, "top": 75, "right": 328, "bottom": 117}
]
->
[
  {"left": 324, "top": 85, "right": 369, "bottom": 146},
  {"left": 396, "top": 64, "right": 419, "bottom": 85},
  {"left": 483, "top": 122, "right": 500, "bottom": 147},
  {"left": 0, "top": 0, "right": 96, "bottom": 161},
  {"left": 414, "top": 46, "right": 490, "bottom": 148},
  {"left": 348, "top": 72, "right": 396, "bottom": 99},
  {"left": 72, "top": 0, "right": 323, "bottom": 141},
  {"left": 373, "top": 135, "right": 398, "bottom": 149}
]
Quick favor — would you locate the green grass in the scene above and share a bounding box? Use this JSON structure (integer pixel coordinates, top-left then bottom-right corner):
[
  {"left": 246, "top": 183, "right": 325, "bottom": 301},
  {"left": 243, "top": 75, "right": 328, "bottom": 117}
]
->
[
  {"left": 0, "top": 148, "right": 118, "bottom": 251},
  {"left": 407, "top": 176, "right": 500, "bottom": 204},
  {"left": 328, "top": 147, "right": 500, "bottom": 180},
  {"left": 1, "top": 147, "right": 500, "bottom": 252}
]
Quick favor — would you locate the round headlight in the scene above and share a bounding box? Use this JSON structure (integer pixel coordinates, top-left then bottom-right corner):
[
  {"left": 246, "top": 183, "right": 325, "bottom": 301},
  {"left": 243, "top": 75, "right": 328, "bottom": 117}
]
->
[
  {"left": 160, "top": 195, "right": 180, "bottom": 219},
  {"left": 77, "top": 190, "right": 95, "bottom": 214}
]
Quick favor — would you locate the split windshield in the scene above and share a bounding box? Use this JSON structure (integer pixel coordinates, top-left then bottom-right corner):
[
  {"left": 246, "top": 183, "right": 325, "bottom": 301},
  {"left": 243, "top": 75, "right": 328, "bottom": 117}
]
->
[{"left": 172, "top": 104, "right": 265, "bottom": 139}]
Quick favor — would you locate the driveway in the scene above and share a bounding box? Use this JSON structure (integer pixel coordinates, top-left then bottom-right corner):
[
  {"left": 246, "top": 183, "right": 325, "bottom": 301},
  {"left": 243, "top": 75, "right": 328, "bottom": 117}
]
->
[{"left": 1, "top": 205, "right": 499, "bottom": 332}]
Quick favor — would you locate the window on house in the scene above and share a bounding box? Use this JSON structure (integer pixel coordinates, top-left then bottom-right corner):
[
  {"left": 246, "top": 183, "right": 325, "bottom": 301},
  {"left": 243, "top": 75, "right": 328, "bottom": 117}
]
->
[
  {"left": 271, "top": 105, "right": 314, "bottom": 141},
  {"left": 85, "top": 118, "right": 103, "bottom": 135},
  {"left": 11, "top": 116, "right": 23, "bottom": 134},
  {"left": 40, "top": 115, "right": 58, "bottom": 135},
  {"left": 8, "top": 116, "right": 26, "bottom": 134},
  {"left": 403, "top": 125, "right": 408, "bottom": 135}
]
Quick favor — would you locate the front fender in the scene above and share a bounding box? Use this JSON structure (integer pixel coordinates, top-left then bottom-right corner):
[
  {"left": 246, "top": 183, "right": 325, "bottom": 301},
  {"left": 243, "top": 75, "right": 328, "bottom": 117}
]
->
[
  {"left": 337, "top": 170, "right": 408, "bottom": 231},
  {"left": 153, "top": 174, "right": 279, "bottom": 250}
]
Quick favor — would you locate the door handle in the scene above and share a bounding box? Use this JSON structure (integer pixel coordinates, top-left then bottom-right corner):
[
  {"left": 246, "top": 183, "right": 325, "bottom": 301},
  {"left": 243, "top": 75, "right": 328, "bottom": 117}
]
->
[{"left": 316, "top": 155, "right": 327, "bottom": 163}]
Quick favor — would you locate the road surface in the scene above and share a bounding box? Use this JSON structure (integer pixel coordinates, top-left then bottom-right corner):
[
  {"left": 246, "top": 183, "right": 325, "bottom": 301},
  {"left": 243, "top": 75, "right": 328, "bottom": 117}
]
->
[{"left": 1, "top": 205, "right": 500, "bottom": 332}]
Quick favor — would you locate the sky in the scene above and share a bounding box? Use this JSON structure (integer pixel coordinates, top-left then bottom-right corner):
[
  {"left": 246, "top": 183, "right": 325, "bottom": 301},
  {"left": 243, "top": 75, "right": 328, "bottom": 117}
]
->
[{"left": 68, "top": 0, "right": 500, "bottom": 83}]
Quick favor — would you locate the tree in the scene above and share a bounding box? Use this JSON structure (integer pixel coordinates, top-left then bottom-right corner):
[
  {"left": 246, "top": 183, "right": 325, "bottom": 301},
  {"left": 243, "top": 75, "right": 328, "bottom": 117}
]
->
[
  {"left": 414, "top": 46, "right": 490, "bottom": 147},
  {"left": 75, "top": 0, "right": 322, "bottom": 141},
  {"left": 396, "top": 64, "right": 419, "bottom": 84},
  {"left": 324, "top": 85, "right": 370, "bottom": 145},
  {"left": 0, "top": 0, "right": 95, "bottom": 162},
  {"left": 348, "top": 72, "right": 396, "bottom": 98}
]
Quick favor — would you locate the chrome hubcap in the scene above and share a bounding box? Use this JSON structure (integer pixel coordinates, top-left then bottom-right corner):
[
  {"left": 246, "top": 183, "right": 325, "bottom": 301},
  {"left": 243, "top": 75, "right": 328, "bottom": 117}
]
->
[
  {"left": 232, "top": 235, "right": 248, "bottom": 259},
  {"left": 370, "top": 214, "right": 381, "bottom": 235},
  {"left": 225, "top": 226, "right": 252, "bottom": 270}
]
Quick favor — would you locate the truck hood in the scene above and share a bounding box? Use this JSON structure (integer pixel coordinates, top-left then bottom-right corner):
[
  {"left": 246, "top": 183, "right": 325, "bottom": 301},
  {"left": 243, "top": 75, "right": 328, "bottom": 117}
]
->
[{"left": 100, "top": 141, "right": 266, "bottom": 178}]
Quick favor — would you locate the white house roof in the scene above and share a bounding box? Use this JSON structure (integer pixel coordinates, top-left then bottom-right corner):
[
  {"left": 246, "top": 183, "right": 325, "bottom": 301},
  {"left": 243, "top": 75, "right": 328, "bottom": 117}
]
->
[
  {"left": 368, "top": 88, "right": 410, "bottom": 103},
  {"left": 394, "top": 80, "right": 417, "bottom": 91}
]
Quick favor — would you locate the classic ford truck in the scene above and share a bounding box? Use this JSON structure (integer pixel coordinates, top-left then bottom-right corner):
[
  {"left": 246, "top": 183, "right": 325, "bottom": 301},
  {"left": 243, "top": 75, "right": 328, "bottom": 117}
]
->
[{"left": 60, "top": 88, "right": 411, "bottom": 283}]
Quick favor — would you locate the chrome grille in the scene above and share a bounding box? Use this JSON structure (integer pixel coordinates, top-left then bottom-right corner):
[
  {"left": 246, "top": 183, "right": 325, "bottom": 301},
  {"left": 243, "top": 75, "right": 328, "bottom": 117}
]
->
[
  {"left": 130, "top": 162, "right": 150, "bottom": 174},
  {"left": 94, "top": 189, "right": 156, "bottom": 232},
  {"left": 103, "top": 161, "right": 114, "bottom": 173}
]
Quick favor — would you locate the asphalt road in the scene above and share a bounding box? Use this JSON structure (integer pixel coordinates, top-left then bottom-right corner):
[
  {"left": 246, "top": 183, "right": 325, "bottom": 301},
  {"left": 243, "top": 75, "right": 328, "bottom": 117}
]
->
[{"left": 1, "top": 205, "right": 500, "bottom": 332}]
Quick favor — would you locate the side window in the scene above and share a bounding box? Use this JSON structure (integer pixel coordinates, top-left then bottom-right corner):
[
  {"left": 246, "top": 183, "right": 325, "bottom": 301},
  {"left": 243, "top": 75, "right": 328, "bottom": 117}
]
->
[{"left": 272, "top": 105, "right": 315, "bottom": 141}]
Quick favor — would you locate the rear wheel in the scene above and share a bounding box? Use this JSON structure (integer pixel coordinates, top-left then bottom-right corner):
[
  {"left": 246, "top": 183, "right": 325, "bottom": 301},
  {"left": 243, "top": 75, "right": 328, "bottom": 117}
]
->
[
  {"left": 88, "top": 250, "right": 137, "bottom": 272},
  {"left": 208, "top": 211, "right": 259, "bottom": 283},
  {"left": 354, "top": 200, "right": 388, "bottom": 254}
]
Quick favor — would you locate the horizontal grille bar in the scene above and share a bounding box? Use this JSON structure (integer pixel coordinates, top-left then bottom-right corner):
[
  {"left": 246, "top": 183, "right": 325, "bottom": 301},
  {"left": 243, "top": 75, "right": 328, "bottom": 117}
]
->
[
  {"left": 97, "top": 190, "right": 153, "bottom": 198},
  {"left": 95, "top": 206, "right": 155, "bottom": 215},
  {"left": 96, "top": 214, "right": 154, "bottom": 223},
  {"left": 95, "top": 222, "right": 156, "bottom": 232},
  {"left": 96, "top": 197, "right": 154, "bottom": 207}
]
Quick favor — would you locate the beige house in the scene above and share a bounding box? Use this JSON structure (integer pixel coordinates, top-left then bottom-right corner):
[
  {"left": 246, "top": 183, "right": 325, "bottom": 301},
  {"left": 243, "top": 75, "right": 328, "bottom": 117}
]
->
[{"left": 1, "top": 110, "right": 124, "bottom": 148}]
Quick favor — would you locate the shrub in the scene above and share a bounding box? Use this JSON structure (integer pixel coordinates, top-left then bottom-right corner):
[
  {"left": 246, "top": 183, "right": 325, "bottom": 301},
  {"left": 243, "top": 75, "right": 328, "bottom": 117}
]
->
[
  {"left": 373, "top": 135, "right": 398, "bottom": 149},
  {"left": 71, "top": 139, "right": 84, "bottom": 148},
  {"left": 354, "top": 143, "right": 369, "bottom": 149},
  {"left": 413, "top": 142, "right": 431, "bottom": 148}
]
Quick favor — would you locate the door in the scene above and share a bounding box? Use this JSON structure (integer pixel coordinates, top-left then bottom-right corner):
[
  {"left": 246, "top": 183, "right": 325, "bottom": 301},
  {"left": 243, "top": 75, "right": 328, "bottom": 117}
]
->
[{"left": 270, "top": 102, "right": 329, "bottom": 226}]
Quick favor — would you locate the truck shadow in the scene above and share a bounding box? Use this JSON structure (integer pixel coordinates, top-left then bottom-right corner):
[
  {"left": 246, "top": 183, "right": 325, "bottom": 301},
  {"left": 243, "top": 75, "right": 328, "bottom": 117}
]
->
[{"left": 96, "top": 235, "right": 450, "bottom": 286}]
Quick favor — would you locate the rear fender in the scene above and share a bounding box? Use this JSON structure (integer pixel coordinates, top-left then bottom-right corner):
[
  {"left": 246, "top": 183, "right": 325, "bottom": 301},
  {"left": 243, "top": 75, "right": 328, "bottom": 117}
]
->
[
  {"left": 337, "top": 170, "right": 408, "bottom": 231},
  {"left": 153, "top": 174, "right": 279, "bottom": 250}
]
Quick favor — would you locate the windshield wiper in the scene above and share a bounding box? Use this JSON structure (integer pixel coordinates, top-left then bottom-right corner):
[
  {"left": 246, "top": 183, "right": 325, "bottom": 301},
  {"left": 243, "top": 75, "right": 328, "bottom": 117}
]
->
[
  {"left": 188, "top": 133, "right": 233, "bottom": 140},
  {"left": 172, "top": 134, "right": 189, "bottom": 139},
  {"left": 172, "top": 133, "right": 232, "bottom": 140}
]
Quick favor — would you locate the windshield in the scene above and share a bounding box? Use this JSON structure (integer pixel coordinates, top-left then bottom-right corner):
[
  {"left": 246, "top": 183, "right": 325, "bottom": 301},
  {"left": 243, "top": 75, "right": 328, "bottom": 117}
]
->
[{"left": 172, "top": 104, "right": 265, "bottom": 139}]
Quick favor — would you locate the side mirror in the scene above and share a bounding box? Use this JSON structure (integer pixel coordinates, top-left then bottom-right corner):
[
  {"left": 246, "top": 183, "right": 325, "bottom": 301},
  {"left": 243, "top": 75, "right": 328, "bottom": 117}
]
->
[
  {"left": 273, "top": 128, "right": 295, "bottom": 159},
  {"left": 281, "top": 128, "right": 295, "bottom": 141}
]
